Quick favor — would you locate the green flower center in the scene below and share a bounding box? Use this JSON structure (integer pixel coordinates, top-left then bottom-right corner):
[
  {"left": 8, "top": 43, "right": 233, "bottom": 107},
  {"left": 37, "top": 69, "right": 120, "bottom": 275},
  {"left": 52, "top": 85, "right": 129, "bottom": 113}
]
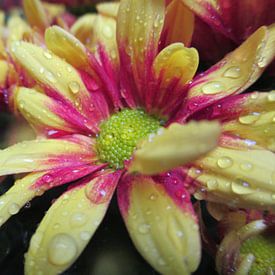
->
[
  {"left": 96, "top": 108, "right": 161, "bottom": 169},
  {"left": 240, "top": 233, "right": 275, "bottom": 274}
]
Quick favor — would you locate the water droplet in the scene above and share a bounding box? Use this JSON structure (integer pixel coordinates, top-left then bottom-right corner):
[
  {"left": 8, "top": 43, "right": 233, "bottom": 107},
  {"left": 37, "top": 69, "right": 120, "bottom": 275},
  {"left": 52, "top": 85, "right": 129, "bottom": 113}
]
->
[
  {"left": 68, "top": 81, "right": 80, "bottom": 94},
  {"left": 70, "top": 212, "right": 87, "bottom": 228},
  {"left": 231, "top": 180, "right": 253, "bottom": 195},
  {"left": 206, "top": 179, "right": 218, "bottom": 190},
  {"left": 157, "top": 258, "right": 166, "bottom": 266},
  {"left": 39, "top": 67, "right": 45, "bottom": 74},
  {"left": 239, "top": 114, "right": 259, "bottom": 125},
  {"left": 202, "top": 81, "right": 224, "bottom": 95},
  {"left": 267, "top": 91, "right": 275, "bottom": 102},
  {"left": 223, "top": 66, "right": 241, "bottom": 79},
  {"left": 217, "top": 157, "right": 233, "bottom": 169},
  {"left": 9, "top": 203, "right": 20, "bottom": 215},
  {"left": 102, "top": 25, "right": 113, "bottom": 38},
  {"left": 43, "top": 51, "right": 52, "bottom": 59},
  {"left": 240, "top": 162, "right": 253, "bottom": 171},
  {"left": 42, "top": 174, "right": 53, "bottom": 183},
  {"left": 149, "top": 194, "right": 157, "bottom": 201},
  {"left": 138, "top": 223, "right": 150, "bottom": 234},
  {"left": 79, "top": 231, "right": 91, "bottom": 241},
  {"left": 48, "top": 234, "right": 77, "bottom": 266},
  {"left": 30, "top": 232, "right": 43, "bottom": 253},
  {"left": 45, "top": 72, "right": 57, "bottom": 83}
]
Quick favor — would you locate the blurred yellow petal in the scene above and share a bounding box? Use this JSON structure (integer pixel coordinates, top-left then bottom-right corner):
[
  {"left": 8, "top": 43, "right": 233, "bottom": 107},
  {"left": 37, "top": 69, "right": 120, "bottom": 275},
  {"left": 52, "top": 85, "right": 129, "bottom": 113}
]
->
[
  {"left": 129, "top": 121, "right": 221, "bottom": 175},
  {"left": 70, "top": 14, "right": 97, "bottom": 46},
  {"left": 11, "top": 41, "right": 91, "bottom": 113},
  {"left": 96, "top": 2, "right": 120, "bottom": 18},
  {"left": 163, "top": 0, "right": 194, "bottom": 46},
  {"left": 0, "top": 136, "right": 94, "bottom": 176},
  {"left": 0, "top": 60, "right": 8, "bottom": 87},
  {"left": 23, "top": 0, "right": 49, "bottom": 31},
  {"left": 178, "top": 25, "right": 275, "bottom": 121},
  {"left": 45, "top": 26, "right": 89, "bottom": 71},
  {"left": 118, "top": 175, "right": 201, "bottom": 275},
  {"left": 153, "top": 43, "right": 198, "bottom": 88},
  {"left": 0, "top": 172, "right": 46, "bottom": 227},
  {"left": 191, "top": 146, "right": 275, "bottom": 210},
  {"left": 6, "top": 15, "right": 31, "bottom": 48},
  {"left": 43, "top": 2, "right": 66, "bottom": 18},
  {"left": 25, "top": 170, "right": 120, "bottom": 275},
  {"left": 15, "top": 87, "right": 79, "bottom": 134}
]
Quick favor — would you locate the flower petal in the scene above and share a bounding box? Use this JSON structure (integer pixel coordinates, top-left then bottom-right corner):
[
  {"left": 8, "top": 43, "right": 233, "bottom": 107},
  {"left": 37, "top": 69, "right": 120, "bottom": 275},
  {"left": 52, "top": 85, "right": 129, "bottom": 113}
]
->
[
  {"left": 23, "top": 0, "right": 49, "bottom": 31},
  {"left": 118, "top": 174, "right": 201, "bottom": 275},
  {"left": 117, "top": 0, "right": 165, "bottom": 107},
  {"left": 96, "top": 2, "right": 120, "bottom": 18},
  {"left": 25, "top": 169, "right": 121, "bottom": 275},
  {"left": 0, "top": 60, "right": 8, "bottom": 88},
  {"left": 175, "top": 25, "right": 275, "bottom": 122},
  {"left": 161, "top": 0, "right": 194, "bottom": 47},
  {"left": 11, "top": 41, "right": 109, "bottom": 129},
  {"left": 15, "top": 87, "right": 90, "bottom": 137},
  {"left": 191, "top": 143, "right": 275, "bottom": 210},
  {"left": 129, "top": 121, "right": 221, "bottom": 175},
  {"left": 150, "top": 43, "right": 198, "bottom": 116},
  {"left": 45, "top": 26, "right": 89, "bottom": 71},
  {"left": 0, "top": 135, "right": 95, "bottom": 176}
]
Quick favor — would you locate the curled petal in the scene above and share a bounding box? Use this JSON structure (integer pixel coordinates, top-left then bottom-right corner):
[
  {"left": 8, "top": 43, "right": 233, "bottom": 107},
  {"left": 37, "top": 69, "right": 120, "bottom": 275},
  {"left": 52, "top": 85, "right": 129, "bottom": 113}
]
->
[
  {"left": 0, "top": 135, "right": 95, "bottom": 176},
  {"left": 191, "top": 144, "right": 275, "bottom": 210},
  {"left": 175, "top": 25, "right": 275, "bottom": 122},
  {"left": 129, "top": 121, "right": 221, "bottom": 175},
  {"left": 150, "top": 43, "right": 198, "bottom": 116},
  {"left": 25, "top": 169, "right": 121, "bottom": 275},
  {"left": 23, "top": 0, "right": 49, "bottom": 31},
  {"left": 118, "top": 174, "right": 201, "bottom": 275}
]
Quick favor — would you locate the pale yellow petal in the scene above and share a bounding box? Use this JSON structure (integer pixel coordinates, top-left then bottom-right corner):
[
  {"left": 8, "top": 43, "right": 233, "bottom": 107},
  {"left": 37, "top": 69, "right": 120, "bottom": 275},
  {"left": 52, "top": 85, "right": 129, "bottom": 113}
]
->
[
  {"left": 25, "top": 172, "right": 117, "bottom": 275},
  {"left": 0, "top": 172, "right": 46, "bottom": 227},
  {"left": 129, "top": 121, "right": 221, "bottom": 175},
  {"left": 119, "top": 176, "right": 201, "bottom": 275},
  {"left": 23, "top": 0, "right": 49, "bottom": 31},
  {"left": 96, "top": 2, "right": 120, "bottom": 18},
  {"left": 191, "top": 146, "right": 275, "bottom": 210}
]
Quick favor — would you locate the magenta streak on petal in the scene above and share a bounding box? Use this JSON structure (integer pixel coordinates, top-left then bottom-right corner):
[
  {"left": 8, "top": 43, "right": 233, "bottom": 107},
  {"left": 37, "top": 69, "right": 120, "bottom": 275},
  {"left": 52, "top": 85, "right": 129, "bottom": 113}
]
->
[
  {"left": 152, "top": 169, "right": 197, "bottom": 219},
  {"left": 87, "top": 49, "right": 122, "bottom": 111},
  {"left": 32, "top": 163, "right": 106, "bottom": 190},
  {"left": 117, "top": 172, "right": 134, "bottom": 218},
  {"left": 45, "top": 86, "right": 100, "bottom": 134},
  {"left": 118, "top": 44, "right": 141, "bottom": 108}
]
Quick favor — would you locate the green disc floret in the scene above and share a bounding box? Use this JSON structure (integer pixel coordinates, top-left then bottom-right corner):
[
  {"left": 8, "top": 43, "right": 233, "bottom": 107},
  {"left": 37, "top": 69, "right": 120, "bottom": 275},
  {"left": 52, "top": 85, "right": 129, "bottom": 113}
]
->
[
  {"left": 240, "top": 233, "right": 275, "bottom": 274},
  {"left": 96, "top": 108, "right": 161, "bottom": 169}
]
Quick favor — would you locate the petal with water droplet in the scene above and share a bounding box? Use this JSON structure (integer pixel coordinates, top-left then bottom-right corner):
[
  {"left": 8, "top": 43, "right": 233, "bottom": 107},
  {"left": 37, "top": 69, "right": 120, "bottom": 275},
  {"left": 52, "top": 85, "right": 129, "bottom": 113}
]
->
[{"left": 118, "top": 174, "right": 201, "bottom": 275}]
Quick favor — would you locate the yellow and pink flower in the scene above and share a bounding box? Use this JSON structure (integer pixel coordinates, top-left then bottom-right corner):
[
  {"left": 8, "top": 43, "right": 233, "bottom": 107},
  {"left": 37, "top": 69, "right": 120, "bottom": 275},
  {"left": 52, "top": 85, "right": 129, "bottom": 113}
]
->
[{"left": 0, "top": 0, "right": 274, "bottom": 274}]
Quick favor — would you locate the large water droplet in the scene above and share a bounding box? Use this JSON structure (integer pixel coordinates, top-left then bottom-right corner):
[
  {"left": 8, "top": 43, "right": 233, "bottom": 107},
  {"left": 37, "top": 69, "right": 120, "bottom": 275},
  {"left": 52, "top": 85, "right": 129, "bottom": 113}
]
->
[
  {"left": 267, "top": 91, "right": 275, "bottom": 102},
  {"left": 68, "top": 81, "right": 80, "bottom": 94},
  {"left": 202, "top": 81, "right": 224, "bottom": 95},
  {"left": 217, "top": 157, "right": 233, "bottom": 169},
  {"left": 9, "top": 203, "right": 20, "bottom": 215},
  {"left": 206, "top": 179, "right": 218, "bottom": 190},
  {"left": 231, "top": 180, "right": 253, "bottom": 195},
  {"left": 239, "top": 114, "right": 259, "bottom": 125},
  {"left": 223, "top": 66, "right": 241, "bottom": 79},
  {"left": 47, "top": 234, "right": 77, "bottom": 266}
]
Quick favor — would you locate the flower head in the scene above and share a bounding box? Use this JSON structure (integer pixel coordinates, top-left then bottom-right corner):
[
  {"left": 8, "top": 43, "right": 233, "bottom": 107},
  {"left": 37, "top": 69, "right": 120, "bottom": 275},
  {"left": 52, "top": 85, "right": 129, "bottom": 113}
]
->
[{"left": 0, "top": 0, "right": 274, "bottom": 274}]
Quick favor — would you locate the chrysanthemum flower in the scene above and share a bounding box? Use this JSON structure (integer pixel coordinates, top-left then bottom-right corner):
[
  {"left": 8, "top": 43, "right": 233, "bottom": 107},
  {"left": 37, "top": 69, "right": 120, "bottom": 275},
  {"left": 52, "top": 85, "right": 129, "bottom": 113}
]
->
[
  {"left": 180, "top": 0, "right": 275, "bottom": 63},
  {"left": 0, "top": 0, "right": 275, "bottom": 274},
  {"left": 0, "top": 0, "right": 74, "bottom": 110}
]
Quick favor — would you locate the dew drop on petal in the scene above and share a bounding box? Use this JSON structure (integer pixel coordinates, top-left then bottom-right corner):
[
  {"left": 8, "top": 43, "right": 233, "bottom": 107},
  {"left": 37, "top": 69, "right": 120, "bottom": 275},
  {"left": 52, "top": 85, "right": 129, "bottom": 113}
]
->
[
  {"left": 231, "top": 180, "right": 253, "bottom": 195},
  {"left": 79, "top": 231, "right": 91, "bottom": 241},
  {"left": 138, "top": 223, "right": 150, "bottom": 234},
  {"left": 206, "top": 179, "right": 218, "bottom": 190},
  {"left": 240, "top": 162, "right": 253, "bottom": 171},
  {"left": 238, "top": 114, "right": 259, "bottom": 125},
  {"left": 267, "top": 91, "right": 275, "bottom": 102},
  {"left": 43, "top": 51, "right": 52, "bottom": 59},
  {"left": 223, "top": 66, "right": 241, "bottom": 79},
  {"left": 202, "top": 81, "right": 224, "bottom": 95},
  {"left": 70, "top": 212, "right": 87, "bottom": 228},
  {"left": 217, "top": 157, "right": 233, "bottom": 169},
  {"left": 8, "top": 203, "right": 20, "bottom": 215},
  {"left": 68, "top": 81, "right": 80, "bottom": 94},
  {"left": 47, "top": 234, "right": 77, "bottom": 266}
]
